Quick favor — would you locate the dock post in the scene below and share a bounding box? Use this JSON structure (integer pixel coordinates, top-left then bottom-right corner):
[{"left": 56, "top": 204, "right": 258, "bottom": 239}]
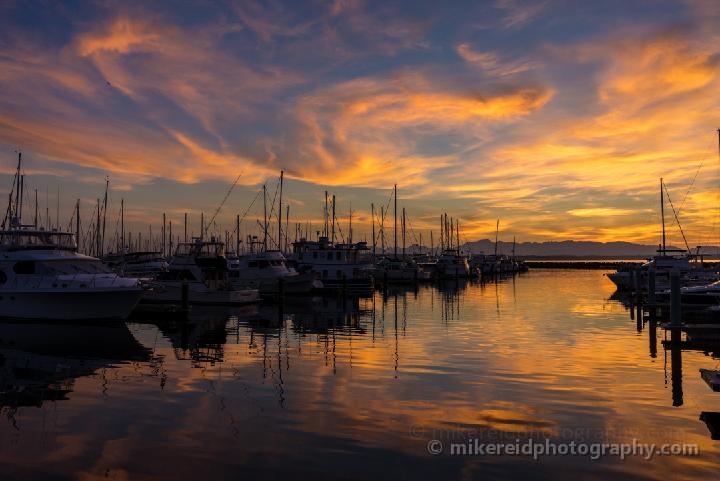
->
[
  {"left": 278, "top": 277, "right": 284, "bottom": 302},
  {"left": 670, "top": 329, "right": 683, "bottom": 407},
  {"left": 634, "top": 266, "right": 642, "bottom": 300},
  {"left": 647, "top": 267, "right": 656, "bottom": 306},
  {"left": 670, "top": 268, "right": 681, "bottom": 327},
  {"left": 181, "top": 280, "right": 189, "bottom": 312}
]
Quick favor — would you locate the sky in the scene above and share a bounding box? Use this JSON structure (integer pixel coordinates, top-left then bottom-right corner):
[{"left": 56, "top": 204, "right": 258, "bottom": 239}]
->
[{"left": 2, "top": 0, "right": 720, "bottom": 252}]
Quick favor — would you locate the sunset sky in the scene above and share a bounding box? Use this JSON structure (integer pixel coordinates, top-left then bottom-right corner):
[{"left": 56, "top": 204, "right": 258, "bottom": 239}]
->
[{"left": 2, "top": 0, "right": 720, "bottom": 251}]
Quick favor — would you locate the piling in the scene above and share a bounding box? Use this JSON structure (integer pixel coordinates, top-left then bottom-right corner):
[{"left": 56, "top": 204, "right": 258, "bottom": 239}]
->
[
  {"left": 181, "top": 280, "right": 189, "bottom": 312},
  {"left": 633, "top": 266, "right": 642, "bottom": 302},
  {"left": 670, "top": 268, "right": 681, "bottom": 327},
  {"left": 647, "top": 267, "right": 656, "bottom": 306}
]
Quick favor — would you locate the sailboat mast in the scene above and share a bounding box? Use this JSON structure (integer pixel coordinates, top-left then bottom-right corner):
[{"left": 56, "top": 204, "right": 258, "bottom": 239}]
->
[
  {"left": 393, "top": 184, "right": 398, "bottom": 258},
  {"left": 371, "top": 203, "right": 376, "bottom": 260},
  {"left": 278, "top": 170, "right": 283, "bottom": 251},
  {"left": 456, "top": 218, "right": 460, "bottom": 253},
  {"left": 13, "top": 152, "right": 21, "bottom": 225},
  {"left": 660, "top": 178, "right": 666, "bottom": 253},
  {"left": 331, "top": 194, "right": 336, "bottom": 244},
  {"left": 263, "top": 184, "right": 268, "bottom": 250},
  {"left": 120, "top": 198, "right": 124, "bottom": 250},
  {"left": 494, "top": 219, "right": 499, "bottom": 257},
  {"left": 101, "top": 177, "right": 109, "bottom": 256},
  {"left": 402, "top": 206, "right": 406, "bottom": 258},
  {"left": 75, "top": 199, "right": 80, "bottom": 251}
]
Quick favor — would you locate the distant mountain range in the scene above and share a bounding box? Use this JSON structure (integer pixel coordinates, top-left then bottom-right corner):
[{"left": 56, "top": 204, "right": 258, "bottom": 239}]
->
[{"left": 461, "top": 239, "right": 720, "bottom": 259}]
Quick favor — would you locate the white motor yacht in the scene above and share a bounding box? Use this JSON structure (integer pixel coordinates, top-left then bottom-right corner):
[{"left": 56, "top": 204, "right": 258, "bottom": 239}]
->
[
  {"left": 0, "top": 228, "right": 144, "bottom": 320},
  {"left": 141, "top": 238, "right": 261, "bottom": 305},
  {"left": 227, "top": 249, "right": 321, "bottom": 297}
]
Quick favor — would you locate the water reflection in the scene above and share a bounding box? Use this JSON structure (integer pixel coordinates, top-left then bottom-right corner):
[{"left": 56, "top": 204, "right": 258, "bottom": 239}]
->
[
  {"left": 2, "top": 270, "right": 720, "bottom": 481},
  {"left": 0, "top": 321, "right": 153, "bottom": 427}
]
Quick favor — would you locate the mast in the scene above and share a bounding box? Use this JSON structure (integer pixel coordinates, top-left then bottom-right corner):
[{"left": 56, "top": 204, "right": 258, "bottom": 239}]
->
[
  {"left": 324, "top": 190, "right": 329, "bottom": 237},
  {"left": 402, "top": 206, "right": 406, "bottom": 258},
  {"left": 13, "top": 151, "right": 21, "bottom": 226},
  {"left": 331, "top": 194, "right": 336, "bottom": 244},
  {"left": 75, "top": 199, "right": 80, "bottom": 251},
  {"left": 120, "top": 198, "right": 124, "bottom": 251},
  {"left": 263, "top": 184, "right": 268, "bottom": 250},
  {"left": 456, "top": 218, "right": 460, "bottom": 253},
  {"left": 18, "top": 174, "right": 24, "bottom": 224},
  {"left": 660, "top": 178, "right": 666, "bottom": 253},
  {"left": 393, "top": 184, "right": 398, "bottom": 258},
  {"left": 371, "top": 203, "right": 376, "bottom": 260},
  {"left": 101, "top": 177, "right": 109, "bottom": 256},
  {"left": 162, "top": 212, "right": 166, "bottom": 256},
  {"left": 494, "top": 219, "right": 499, "bottom": 257},
  {"left": 285, "top": 204, "right": 289, "bottom": 252},
  {"left": 96, "top": 198, "right": 101, "bottom": 257},
  {"left": 236, "top": 214, "right": 240, "bottom": 255},
  {"left": 278, "top": 171, "right": 283, "bottom": 251}
]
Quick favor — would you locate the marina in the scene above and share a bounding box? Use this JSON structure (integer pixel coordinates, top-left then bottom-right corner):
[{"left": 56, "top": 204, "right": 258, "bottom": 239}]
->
[
  {"left": 1, "top": 269, "right": 719, "bottom": 480},
  {"left": 3, "top": 1, "right": 720, "bottom": 478}
]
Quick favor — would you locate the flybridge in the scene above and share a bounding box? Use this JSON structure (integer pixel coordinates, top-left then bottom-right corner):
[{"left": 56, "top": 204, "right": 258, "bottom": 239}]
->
[{"left": 0, "top": 228, "right": 77, "bottom": 251}]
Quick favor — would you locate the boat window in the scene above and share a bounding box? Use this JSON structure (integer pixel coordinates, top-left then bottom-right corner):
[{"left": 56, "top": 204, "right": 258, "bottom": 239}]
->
[
  {"left": 40, "top": 259, "right": 113, "bottom": 274},
  {"left": 248, "top": 261, "right": 258, "bottom": 268},
  {"left": 322, "top": 270, "right": 328, "bottom": 278},
  {"left": 258, "top": 260, "right": 270, "bottom": 269},
  {"left": 336, "top": 252, "right": 342, "bottom": 260},
  {"left": 313, "top": 252, "right": 317, "bottom": 259},
  {"left": 337, "top": 270, "right": 342, "bottom": 279},
  {"left": 13, "top": 261, "right": 35, "bottom": 274},
  {"left": 0, "top": 271, "right": 6, "bottom": 284}
]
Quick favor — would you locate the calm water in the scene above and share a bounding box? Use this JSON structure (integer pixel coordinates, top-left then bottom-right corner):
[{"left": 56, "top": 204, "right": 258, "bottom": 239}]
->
[{"left": 1, "top": 269, "right": 718, "bottom": 480}]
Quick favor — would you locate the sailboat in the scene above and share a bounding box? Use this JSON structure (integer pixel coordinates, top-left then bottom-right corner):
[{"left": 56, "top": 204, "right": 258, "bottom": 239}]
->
[
  {"left": 371, "top": 185, "right": 420, "bottom": 284},
  {"left": 607, "top": 178, "right": 717, "bottom": 292}
]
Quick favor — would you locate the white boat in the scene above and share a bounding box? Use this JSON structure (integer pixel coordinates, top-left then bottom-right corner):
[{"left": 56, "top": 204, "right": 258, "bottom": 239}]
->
[
  {"left": 103, "top": 250, "right": 169, "bottom": 278},
  {"left": 0, "top": 153, "right": 143, "bottom": 321},
  {"left": 372, "top": 256, "right": 420, "bottom": 284},
  {"left": 141, "top": 238, "right": 260, "bottom": 305},
  {"left": 677, "top": 280, "right": 720, "bottom": 305},
  {"left": 435, "top": 249, "right": 471, "bottom": 279},
  {"left": 0, "top": 228, "right": 144, "bottom": 320},
  {"left": 607, "top": 178, "right": 718, "bottom": 292},
  {"left": 290, "top": 236, "right": 374, "bottom": 295},
  {"left": 227, "top": 249, "right": 321, "bottom": 297}
]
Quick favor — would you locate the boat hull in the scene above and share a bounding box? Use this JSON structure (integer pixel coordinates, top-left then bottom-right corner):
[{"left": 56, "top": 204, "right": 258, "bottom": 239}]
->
[
  {"left": 141, "top": 282, "right": 261, "bottom": 305},
  {"left": 0, "top": 287, "right": 144, "bottom": 321}
]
